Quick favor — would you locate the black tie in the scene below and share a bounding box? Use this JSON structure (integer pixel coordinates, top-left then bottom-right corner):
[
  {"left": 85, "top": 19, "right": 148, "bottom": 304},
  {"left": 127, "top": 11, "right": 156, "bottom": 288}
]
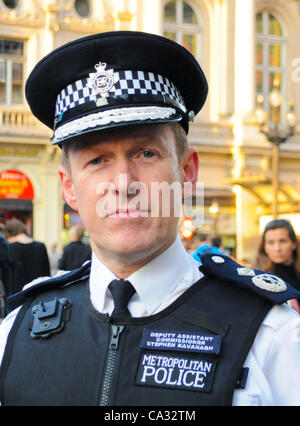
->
[{"left": 108, "top": 279, "right": 136, "bottom": 318}]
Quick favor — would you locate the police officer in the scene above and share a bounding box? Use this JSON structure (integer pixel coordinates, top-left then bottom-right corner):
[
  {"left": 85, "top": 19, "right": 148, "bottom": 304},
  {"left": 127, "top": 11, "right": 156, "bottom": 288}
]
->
[{"left": 0, "top": 31, "right": 300, "bottom": 406}]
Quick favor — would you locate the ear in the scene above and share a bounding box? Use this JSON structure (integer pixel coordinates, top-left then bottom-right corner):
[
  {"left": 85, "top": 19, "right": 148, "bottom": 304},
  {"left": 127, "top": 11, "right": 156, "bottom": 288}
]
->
[
  {"left": 181, "top": 148, "right": 199, "bottom": 197},
  {"left": 58, "top": 165, "right": 78, "bottom": 211}
]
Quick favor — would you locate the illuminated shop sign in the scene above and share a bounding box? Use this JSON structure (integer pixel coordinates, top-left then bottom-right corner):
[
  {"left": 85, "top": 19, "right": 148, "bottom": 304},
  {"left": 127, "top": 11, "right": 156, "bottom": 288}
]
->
[{"left": 0, "top": 170, "right": 34, "bottom": 199}]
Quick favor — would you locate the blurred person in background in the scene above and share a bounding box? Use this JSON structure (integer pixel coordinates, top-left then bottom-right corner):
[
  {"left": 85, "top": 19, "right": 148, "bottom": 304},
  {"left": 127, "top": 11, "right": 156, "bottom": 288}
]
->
[
  {"left": 254, "top": 219, "right": 300, "bottom": 312},
  {"left": 210, "top": 236, "right": 231, "bottom": 256},
  {"left": 0, "top": 224, "right": 12, "bottom": 317},
  {"left": 192, "top": 233, "right": 212, "bottom": 260},
  {"left": 58, "top": 225, "right": 91, "bottom": 271},
  {"left": 210, "top": 236, "right": 224, "bottom": 255},
  {"left": 5, "top": 218, "right": 50, "bottom": 295},
  {"left": 192, "top": 234, "right": 225, "bottom": 261}
]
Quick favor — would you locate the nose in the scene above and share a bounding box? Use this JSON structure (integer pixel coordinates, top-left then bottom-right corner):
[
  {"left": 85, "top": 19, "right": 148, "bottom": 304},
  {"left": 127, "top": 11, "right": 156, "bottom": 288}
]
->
[
  {"left": 111, "top": 157, "right": 137, "bottom": 197},
  {"left": 273, "top": 243, "right": 282, "bottom": 252}
]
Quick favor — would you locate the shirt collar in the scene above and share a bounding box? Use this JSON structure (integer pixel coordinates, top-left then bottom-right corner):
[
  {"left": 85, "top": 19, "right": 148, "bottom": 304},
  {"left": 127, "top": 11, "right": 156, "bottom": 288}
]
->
[{"left": 89, "top": 236, "right": 194, "bottom": 315}]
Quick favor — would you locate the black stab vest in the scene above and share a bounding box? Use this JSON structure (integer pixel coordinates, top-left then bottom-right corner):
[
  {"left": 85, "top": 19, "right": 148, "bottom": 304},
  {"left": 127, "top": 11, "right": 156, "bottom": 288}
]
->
[{"left": 0, "top": 273, "right": 272, "bottom": 406}]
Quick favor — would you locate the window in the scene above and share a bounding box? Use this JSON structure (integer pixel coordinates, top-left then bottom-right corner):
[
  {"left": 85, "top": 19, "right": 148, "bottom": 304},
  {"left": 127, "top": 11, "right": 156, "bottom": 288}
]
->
[
  {"left": 74, "top": 0, "right": 90, "bottom": 18},
  {"left": 255, "top": 12, "right": 286, "bottom": 113},
  {"left": 163, "top": 0, "right": 202, "bottom": 59},
  {"left": 0, "top": 39, "right": 25, "bottom": 105}
]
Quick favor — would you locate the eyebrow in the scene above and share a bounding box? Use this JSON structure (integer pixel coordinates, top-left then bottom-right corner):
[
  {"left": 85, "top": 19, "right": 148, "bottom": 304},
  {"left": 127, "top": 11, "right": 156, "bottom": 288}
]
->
[{"left": 74, "top": 133, "right": 166, "bottom": 152}]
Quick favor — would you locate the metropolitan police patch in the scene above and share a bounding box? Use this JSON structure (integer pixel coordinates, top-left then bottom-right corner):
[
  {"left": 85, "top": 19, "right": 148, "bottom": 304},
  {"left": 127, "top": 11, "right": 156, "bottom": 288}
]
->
[{"left": 136, "top": 351, "right": 217, "bottom": 392}]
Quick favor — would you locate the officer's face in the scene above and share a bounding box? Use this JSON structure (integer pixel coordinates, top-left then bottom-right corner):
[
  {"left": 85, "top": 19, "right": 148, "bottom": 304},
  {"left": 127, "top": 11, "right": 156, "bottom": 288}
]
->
[
  {"left": 264, "top": 227, "right": 296, "bottom": 265},
  {"left": 59, "top": 124, "right": 198, "bottom": 274}
]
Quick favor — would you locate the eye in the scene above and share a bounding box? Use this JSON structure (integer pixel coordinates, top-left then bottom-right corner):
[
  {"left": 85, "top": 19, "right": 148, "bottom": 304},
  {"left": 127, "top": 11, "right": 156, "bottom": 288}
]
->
[
  {"left": 141, "top": 150, "right": 155, "bottom": 158},
  {"left": 90, "top": 156, "right": 103, "bottom": 165}
]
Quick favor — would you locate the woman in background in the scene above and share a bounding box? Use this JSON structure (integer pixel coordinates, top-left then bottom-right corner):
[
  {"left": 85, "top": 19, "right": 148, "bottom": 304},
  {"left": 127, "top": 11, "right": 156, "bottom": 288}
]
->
[
  {"left": 5, "top": 218, "right": 50, "bottom": 296},
  {"left": 254, "top": 218, "right": 300, "bottom": 312}
]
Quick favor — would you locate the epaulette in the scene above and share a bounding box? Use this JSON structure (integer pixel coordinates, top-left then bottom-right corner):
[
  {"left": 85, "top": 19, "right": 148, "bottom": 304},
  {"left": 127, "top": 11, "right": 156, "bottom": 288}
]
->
[
  {"left": 200, "top": 254, "right": 300, "bottom": 304},
  {"left": 7, "top": 261, "right": 91, "bottom": 311}
]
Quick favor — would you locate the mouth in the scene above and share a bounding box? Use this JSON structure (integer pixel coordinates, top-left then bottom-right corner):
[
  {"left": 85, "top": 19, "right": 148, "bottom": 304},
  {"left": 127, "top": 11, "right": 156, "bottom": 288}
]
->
[{"left": 107, "top": 209, "right": 149, "bottom": 218}]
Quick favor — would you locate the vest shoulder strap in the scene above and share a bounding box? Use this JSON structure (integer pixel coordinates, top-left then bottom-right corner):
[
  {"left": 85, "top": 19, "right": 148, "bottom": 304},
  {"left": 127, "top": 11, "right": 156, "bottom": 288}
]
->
[
  {"left": 200, "top": 254, "right": 300, "bottom": 304},
  {"left": 6, "top": 261, "right": 91, "bottom": 312}
]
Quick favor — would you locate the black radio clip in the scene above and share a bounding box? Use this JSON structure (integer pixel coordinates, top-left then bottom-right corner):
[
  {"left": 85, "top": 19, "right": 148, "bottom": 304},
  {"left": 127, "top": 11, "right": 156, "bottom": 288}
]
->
[{"left": 30, "top": 297, "right": 72, "bottom": 339}]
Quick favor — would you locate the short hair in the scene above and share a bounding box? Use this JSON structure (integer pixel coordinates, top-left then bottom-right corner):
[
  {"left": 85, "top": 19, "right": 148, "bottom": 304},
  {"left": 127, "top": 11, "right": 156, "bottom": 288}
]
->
[
  {"left": 211, "top": 236, "right": 222, "bottom": 248},
  {"left": 61, "top": 123, "right": 188, "bottom": 172},
  {"left": 171, "top": 122, "right": 188, "bottom": 157},
  {"left": 5, "top": 218, "right": 27, "bottom": 236}
]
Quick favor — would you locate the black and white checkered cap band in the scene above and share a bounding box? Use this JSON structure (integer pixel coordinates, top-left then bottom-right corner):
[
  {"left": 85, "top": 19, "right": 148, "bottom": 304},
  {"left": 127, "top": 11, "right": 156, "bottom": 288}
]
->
[{"left": 55, "top": 69, "right": 186, "bottom": 118}]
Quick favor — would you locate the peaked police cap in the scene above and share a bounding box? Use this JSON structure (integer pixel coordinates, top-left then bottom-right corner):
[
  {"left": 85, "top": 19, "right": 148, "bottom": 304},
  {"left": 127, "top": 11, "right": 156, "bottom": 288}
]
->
[{"left": 25, "top": 31, "right": 208, "bottom": 145}]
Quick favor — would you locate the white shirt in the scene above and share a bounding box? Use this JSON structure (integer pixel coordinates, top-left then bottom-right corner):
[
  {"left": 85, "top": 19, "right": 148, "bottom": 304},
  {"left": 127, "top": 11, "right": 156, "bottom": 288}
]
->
[
  {"left": 89, "top": 236, "right": 201, "bottom": 317},
  {"left": 1, "top": 236, "right": 300, "bottom": 406}
]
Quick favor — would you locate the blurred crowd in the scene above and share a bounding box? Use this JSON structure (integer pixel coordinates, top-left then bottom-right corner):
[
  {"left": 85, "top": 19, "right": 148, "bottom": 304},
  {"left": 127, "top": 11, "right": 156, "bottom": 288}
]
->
[{"left": 0, "top": 219, "right": 91, "bottom": 317}]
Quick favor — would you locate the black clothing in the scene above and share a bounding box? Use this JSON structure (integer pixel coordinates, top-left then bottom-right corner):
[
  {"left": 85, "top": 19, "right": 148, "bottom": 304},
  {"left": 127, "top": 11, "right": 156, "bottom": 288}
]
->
[
  {"left": 272, "top": 263, "right": 300, "bottom": 289},
  {"left": 58, "top": 241, "right": 91, "bottom": 271},
  {"left": 0, "top": 236, "right": 13, "bottom": 317},
  {"left": 9, "top": 241, "right": 50, "bottom": 296},
  {"left": 0, "top": 270, "right": 271, "bottom": 406},
  {"left": 0, "top": 236, "right": 13, "bottom": 294},
  {"left": 272, "top": 262, "right": 300, "bottom": 303}
]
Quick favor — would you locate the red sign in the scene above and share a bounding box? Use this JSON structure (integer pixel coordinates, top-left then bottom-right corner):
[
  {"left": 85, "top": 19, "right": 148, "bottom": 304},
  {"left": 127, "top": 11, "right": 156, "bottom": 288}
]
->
[{"left": 0, "top": 170, "right": 34, "bottom": 199}]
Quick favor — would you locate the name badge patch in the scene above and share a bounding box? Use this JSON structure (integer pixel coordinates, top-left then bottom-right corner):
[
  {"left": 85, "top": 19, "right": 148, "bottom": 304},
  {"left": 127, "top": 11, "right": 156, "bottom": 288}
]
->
[
  {"left": 141, "top": 329, "right": 222, "bottom": 355},
  {"left": 136, "top": 352, "right": 217, "bottom": 392}
]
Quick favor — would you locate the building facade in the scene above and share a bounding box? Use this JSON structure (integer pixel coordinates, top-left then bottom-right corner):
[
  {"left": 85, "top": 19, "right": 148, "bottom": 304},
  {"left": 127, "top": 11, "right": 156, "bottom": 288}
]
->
[{"left": 0, "top": 0, "right": 300, "bottom": 262}]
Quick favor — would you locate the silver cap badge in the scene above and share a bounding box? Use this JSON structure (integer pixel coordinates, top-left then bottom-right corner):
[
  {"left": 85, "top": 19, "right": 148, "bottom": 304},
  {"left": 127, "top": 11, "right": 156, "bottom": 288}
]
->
[{"left": 87, "top": 62, "right": 118, "bottom": 96}]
